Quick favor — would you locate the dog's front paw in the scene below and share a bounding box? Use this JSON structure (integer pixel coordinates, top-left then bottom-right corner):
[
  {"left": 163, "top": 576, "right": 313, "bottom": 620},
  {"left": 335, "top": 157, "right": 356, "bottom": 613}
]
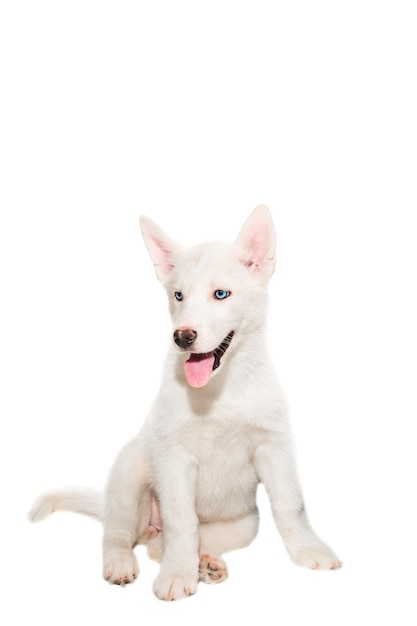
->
[
  {"left": 103, "top": 548, "right": 139, "bottom": 585},
  {"left": 153, "top": 570, "right": 198, "bottom": 601},
  {"left": 290, "top": 541, "right": 342, "bottom": 571}
]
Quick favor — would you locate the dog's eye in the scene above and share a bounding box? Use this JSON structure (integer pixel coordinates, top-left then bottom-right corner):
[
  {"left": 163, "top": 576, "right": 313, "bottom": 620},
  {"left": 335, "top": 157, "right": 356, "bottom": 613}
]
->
[
  {"left": 174, "top": 291, "right": 183, "bottom": 301},
  {"left": 214, "top": 290, "right": 230, "bottom": 300}
]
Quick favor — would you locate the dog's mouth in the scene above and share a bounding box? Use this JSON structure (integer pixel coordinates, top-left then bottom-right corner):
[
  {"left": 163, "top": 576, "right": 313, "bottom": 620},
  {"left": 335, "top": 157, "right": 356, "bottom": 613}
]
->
[{"left": 184, "top": 331, "right": 234, "bottom": 388}]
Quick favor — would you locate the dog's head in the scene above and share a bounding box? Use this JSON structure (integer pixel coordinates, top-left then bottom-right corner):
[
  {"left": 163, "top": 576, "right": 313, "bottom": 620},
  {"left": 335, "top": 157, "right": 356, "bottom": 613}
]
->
[{"left": 140, "top": 206, "right": 276, "bottom": 388}]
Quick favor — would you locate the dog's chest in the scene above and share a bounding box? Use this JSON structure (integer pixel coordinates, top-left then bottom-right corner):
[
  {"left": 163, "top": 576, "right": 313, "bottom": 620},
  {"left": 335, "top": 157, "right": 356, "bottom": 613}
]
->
[{"left": 180, "top": 418, "right": 264, "bottom": 521}]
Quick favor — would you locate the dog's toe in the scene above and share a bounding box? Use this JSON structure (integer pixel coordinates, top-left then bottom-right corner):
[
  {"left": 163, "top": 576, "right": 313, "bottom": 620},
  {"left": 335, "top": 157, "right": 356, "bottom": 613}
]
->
[
  {"left": 199, "top": 554, "right": 228, "bottom": 584},
  {"left": 153, "top": 572, "right": 198, "bottom": 601},
  {"left": 290, "top": 542, "right": 342, "bottom": 571},
  {"left": 103, "top": 548, "right": 139, "bottom": 585}
]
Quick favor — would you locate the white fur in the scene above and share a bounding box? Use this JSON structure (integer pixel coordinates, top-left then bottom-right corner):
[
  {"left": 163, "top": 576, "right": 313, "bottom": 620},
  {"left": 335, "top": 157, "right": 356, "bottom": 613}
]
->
[{"left": 29, "top": 205, "right": 341, "bottom": 600}]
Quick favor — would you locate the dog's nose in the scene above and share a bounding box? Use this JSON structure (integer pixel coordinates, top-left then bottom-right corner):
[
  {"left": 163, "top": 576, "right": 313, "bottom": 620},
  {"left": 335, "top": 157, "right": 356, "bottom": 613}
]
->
[{"left": 173, "top": 328, "right": 197, "bottom": 350}]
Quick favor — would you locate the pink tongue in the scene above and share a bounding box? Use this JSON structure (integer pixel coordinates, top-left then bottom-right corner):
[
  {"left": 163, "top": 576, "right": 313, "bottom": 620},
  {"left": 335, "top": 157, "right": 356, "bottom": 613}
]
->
[{"left": 184, "top": 353, "right": 215, "bottom": 388}]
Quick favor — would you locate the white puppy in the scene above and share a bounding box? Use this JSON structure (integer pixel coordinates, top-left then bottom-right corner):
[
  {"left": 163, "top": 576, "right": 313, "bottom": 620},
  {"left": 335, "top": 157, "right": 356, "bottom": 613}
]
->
[{"left": 29, "top": 206, "right": 341, "bottom": 600}]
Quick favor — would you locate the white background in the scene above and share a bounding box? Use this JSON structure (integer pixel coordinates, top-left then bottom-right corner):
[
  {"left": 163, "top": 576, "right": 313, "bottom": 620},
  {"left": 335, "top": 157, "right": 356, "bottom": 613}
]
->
[{"left": 1, "top": 1, "right": 416, "bottom": 624}]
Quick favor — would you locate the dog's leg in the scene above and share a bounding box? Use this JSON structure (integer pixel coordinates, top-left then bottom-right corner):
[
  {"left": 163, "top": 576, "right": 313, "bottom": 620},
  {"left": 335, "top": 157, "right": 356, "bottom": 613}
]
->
[
  {"left": 197, "top": 513, "right": 259, "bottom": 585},
  {"left": 255, "top": 433, "right": 342, "bottom": 571},
  {"left": 152, "top": 451, "right": 200, "bottom": 601},
  {"left": 102, "top": 438, "right": 151, "bottom": 585},
  {"left": 199, "top": 512, "right": 259, "bottom": 555}
]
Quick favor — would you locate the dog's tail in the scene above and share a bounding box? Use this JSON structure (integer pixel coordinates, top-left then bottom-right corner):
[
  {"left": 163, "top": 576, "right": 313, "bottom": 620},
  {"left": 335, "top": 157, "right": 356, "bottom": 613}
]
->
[{"left": 28, "top": 487, "right": 102, "bottom": 523}]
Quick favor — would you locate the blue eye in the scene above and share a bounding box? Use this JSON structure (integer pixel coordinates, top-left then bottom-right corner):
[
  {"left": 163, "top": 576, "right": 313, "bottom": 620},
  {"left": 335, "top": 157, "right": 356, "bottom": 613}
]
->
[
  {"left": 174, "top": 291, "right": 183, "bottom": 301},
  {"left": 214, "top": 289, "right": 230, "bottom": 300}
]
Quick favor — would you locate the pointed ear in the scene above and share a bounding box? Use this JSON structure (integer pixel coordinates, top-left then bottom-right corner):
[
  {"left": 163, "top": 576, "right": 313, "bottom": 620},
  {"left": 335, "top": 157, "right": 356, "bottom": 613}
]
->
[
  {"left": 235, "top": 205, "right": 276, "bottom": 280},
  {"left": 139, "top": 216, "right": 184, "bottom": 283}
]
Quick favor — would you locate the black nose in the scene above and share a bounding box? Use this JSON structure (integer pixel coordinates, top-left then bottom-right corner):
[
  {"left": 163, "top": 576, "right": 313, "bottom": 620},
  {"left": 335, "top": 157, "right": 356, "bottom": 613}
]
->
[{"left": 173, "top": 328, "right": 197, "bottom": 350}]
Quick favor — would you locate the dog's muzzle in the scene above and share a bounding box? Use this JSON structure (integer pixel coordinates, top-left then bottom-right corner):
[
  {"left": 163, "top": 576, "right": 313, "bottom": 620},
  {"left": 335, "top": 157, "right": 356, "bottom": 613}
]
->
[{"left": 173, "top": 329, "right": 234, "bottom": 388}]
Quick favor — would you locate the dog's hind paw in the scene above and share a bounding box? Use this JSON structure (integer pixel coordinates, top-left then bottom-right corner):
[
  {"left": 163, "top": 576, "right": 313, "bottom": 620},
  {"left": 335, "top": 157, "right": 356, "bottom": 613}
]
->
[
  {"left": 199, "top": 554, "right": 228, "bottom": 584},
  {"left": 103, "top": 548, "right": 139, "bottom": 585}
]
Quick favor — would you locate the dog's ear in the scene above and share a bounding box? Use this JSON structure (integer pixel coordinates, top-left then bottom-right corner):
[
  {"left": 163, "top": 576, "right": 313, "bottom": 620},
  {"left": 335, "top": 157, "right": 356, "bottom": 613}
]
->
[
  {"left": 235, "top": 205, "right": 276, "bottom": 280},
  {"left": 140, "top": 216, "right": 184, "bottom": 283}
]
